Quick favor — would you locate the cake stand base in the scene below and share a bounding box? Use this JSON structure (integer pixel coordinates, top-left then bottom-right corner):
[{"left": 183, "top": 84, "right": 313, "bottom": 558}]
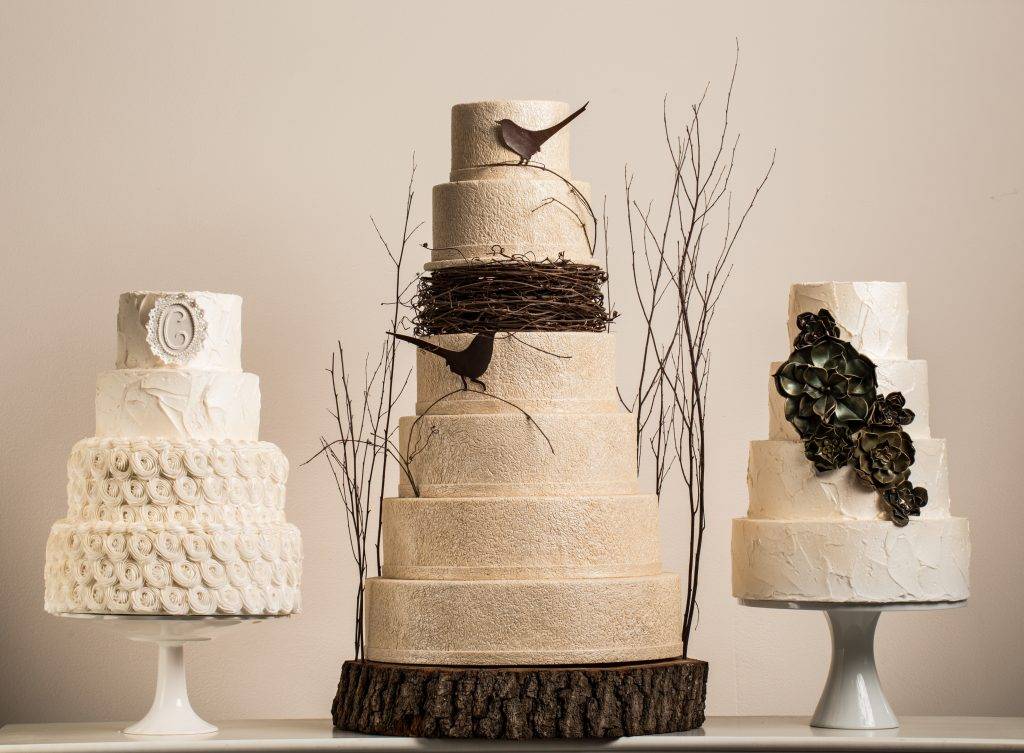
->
[
  {"left": 739, "top": 599, "right": 966, "bottom": 730},
  {"left": 332, "top": 657, "right": 707, "bottom": 739},
  {"left": 59, "top": 614, "right": 273, "bottom": 736}
]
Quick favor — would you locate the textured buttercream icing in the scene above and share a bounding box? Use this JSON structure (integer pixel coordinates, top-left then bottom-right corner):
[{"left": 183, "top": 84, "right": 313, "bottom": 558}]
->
[
  {"left": 117, "top": 291, "right": 243, "bottom": 371},
  {"left": 788, "top": 282, "right": 908, "bottom": 360},
  {"left": 747, "top": 439, "right": 950, "bottom": 521},
  {"left": 732, "top": 518, "right": 970, "bottom": 603},
  {"left": 95, "top": 370, "right": 260, "bottom": 440},
  {"left": 364, "top": 573, "right": 683, "bottom": 665},
  {"left": 382, "top": 494, "right": 660, "bottom": 579},
  {"left": 45, "top": 291, "right": 302, "bottom": 616},
  {"left": 733, "top": 281, "right": 969, "bottom": 604},
  {"left": 416, "top": 332, "right": 618, "bottom": 415}
]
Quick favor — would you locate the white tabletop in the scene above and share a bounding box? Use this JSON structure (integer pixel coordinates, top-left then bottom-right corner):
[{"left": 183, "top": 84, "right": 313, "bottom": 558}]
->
[{"left": 0, "top": 717, "right": 1022, "bottom": 752}]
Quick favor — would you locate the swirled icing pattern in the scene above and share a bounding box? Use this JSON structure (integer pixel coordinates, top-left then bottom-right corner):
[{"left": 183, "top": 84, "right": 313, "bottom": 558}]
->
[{"left": 45, "top": 437, "right": 301, "bottom": 616}]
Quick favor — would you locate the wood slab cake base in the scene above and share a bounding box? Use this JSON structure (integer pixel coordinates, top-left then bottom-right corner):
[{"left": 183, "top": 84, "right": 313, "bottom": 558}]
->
[{"left": 332, "top": 657, "right": 707, "bottom": 739}]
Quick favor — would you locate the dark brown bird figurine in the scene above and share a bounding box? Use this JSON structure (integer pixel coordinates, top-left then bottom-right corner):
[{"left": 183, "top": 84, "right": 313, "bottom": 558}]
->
[
  {"left": 496, "top": 102, "right": 589, "bottom": 164},
  {"left": 389, "top": 332, "right": 495, "bottom": 391}
]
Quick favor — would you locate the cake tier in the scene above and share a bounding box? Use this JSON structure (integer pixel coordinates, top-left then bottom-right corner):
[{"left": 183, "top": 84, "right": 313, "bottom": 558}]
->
[
  {"left": 96, "top": 370, "right": 260, "bottom": 441},
  {"left": 49, "top": 437, "right": 299, "bottom": 616},
  {"left": 398, "top": 412, "right": 637, "bottom": 497},
  {"left": 364, "top": 573, "right": 683, "bottom": 665},
  {"left": 381, "top": 494, "right": 660, "bottom": 579},
  {"left": 117, "top": 291, "right": 243, "bottom": 371},
  {"left": 44, "top": 520, "right": 301, "bottom": 616},
  {"left": 747, "top": 439, "right": 950, "bottom": 520},
  {"left": 64, "top": 437, "right": 288, "bottom": 527},
  {"left": 788, "top": 282, "right": 908, "bottom": 360},
  {"left": 429, "top": 178, "right": 594, "bottom": 269},
  {"left": 731, "top": 517, "right": 970, "bottom": 603},
  {"left": 416, "top": 332, "right": 617, "bottom": 415},
  {"left": 768, "top": 359, "right": 931, "bottom": 441},
  {"left": 450, "top": 100, "right": 573, "bottom": 181}
]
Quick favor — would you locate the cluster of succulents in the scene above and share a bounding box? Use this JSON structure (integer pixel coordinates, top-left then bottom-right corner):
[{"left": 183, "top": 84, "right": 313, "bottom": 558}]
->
[{"left": 774, "top": 309, "right": 927, "bottom": 526}]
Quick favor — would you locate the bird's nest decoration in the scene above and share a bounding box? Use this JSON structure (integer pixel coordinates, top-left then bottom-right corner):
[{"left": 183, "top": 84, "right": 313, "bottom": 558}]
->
[{"left": 412, "top": 257, "right": 616, "bottom": 335}]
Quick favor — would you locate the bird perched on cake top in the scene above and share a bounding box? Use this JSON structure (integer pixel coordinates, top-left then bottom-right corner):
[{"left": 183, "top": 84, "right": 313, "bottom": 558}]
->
[{"left": 496, "top": 102, "right": 588, "bottom": 165}]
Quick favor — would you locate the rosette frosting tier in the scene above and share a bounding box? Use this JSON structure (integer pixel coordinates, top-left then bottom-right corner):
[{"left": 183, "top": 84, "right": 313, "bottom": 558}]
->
[
  {"left": 44, "top": 292, "right": 302, "bottom": 616},
  {"left": 732, "top": 282, "right": 970, "bottom": 603}
]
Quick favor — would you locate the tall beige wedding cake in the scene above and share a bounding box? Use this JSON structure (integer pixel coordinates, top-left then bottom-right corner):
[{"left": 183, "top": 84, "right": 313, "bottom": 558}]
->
[
  {"left": 732, "top": 282, "right": 970, "bottom": 602},
  {"left": 44, "top": 292, "right": 302, "bottom": 616},
  {"left": 363, "top": 101, "right": 684, "bottom": 664}
]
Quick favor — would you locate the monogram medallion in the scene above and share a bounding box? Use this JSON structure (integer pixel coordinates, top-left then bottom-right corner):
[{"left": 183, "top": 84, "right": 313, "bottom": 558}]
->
[{"left": 145, "top": 294, "right": 208, "bottom": 365}]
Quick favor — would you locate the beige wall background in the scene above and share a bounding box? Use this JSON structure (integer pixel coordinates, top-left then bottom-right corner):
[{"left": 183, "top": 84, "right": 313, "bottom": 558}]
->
[{"left": 2, "top": 0, "right": 1022, "bottom": 725}]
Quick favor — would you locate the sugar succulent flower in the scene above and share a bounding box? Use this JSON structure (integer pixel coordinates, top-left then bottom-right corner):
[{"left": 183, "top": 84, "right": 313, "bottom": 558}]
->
[{"left": 775, "top": 337, "right": 877, "bottom": 437}]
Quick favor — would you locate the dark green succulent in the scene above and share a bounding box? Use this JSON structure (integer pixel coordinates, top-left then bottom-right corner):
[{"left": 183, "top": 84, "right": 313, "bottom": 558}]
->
[
  {"left": 866, "top": 392, "right": 915, "bottom": 429},
  {"left": 775, "top": 337, "right": 877, "bottom": 438},
  {"left": 851, "top": 427, "right": 915, "bottom": 491},
  {"left": 882, "top": 482, "right": 928, "bottom": 527},
  {"left": 802, "top": 424, "right": 854, "bottom": 472},
  {"left": 793, "top": 309, "right": 841, "bottom": 348}
]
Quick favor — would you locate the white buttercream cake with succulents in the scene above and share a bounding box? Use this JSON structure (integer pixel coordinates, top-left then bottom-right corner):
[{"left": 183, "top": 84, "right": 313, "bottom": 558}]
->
[
  {"left": 732, "top": 282, "right": 970, "bottom": 603},
  {"left": 44, "top": 291, "right": 302, "bottom": 616}
]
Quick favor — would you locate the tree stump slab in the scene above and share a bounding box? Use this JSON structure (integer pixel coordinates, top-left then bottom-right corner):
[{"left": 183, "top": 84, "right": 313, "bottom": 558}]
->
[{"left": 332, "top": 657, "right": 707, "bottom": 739}]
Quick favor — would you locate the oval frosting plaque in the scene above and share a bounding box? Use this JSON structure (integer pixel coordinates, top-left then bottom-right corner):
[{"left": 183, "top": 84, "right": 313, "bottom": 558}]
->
[{"left": 145, "top": 294, "right": 208, "bottom": 365}]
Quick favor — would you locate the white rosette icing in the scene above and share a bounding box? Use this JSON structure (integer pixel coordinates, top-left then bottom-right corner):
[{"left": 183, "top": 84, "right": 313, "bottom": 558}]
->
[
  {"left": 117, "top": 561, "right": 145, "bottom": 590},
  {"left": 187, "top": 587, "right": 217, "bottom": 615},
  {"left": 106, "top": 587, "right": 131, "bottom": 613},
  {"left": 91, "top": 559, "right": 118, "bottom": 587},
  {"left": 241, "top": 586, "right": 266, "bottom": 615},
  {"left": 130, "top": 587, "right": 160, "bottom": 613},
  {"left": 226, "top": 560, "right": 251, "bottom": 587},
  {"left": 171, "top": 561, "right": 202, "bottom": 589},
  {"left": 159, "top": 587, "right": 189, "bottom": 615},
  {"left": 122, "top": 478, "right": 148, "bottom": 506},
  {"left": 86, "top": 583, "right": 107, "bottom": 611},
  {"left": 200, "top": 560, "right": 229, "bottom": 589},
  {"left": 142, "top": 560, "right": 171, "bottom": 588},
  {"left": 129, "top": 447, "right": 160, "bottom": 479},
  {"left": 216, "top": 587, "right": 243, "bottom": 613}
]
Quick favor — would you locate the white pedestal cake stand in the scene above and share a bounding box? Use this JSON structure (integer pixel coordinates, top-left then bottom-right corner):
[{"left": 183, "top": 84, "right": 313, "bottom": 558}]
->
[
  {"left": 59, "top": 613, "right": 273, "bottom": 736},
  {"left": 739, "top": 599, "right": 966, "bottom": 730}
]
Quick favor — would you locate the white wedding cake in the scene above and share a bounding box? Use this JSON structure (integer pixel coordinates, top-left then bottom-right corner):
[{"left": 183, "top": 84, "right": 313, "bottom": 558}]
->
[
  {"left": 363, "top": 101, "right": 684, "bottom": 664},
  {"left": 44, "top": 292, "right": 302, "bottom": 616},
  {"left": 732, "top": 282, "right": 970, "bottom": 603}
]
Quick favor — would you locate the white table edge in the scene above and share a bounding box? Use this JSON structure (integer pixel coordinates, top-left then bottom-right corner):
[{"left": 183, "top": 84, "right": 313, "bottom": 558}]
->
[{"left": 1, "top": 717, "right": 1022, "bottom": 752}]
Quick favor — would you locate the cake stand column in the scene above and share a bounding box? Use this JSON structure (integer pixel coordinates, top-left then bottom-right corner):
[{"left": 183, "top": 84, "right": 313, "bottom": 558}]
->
[
  {"left": 124, "top": 637, "right": 215, "bottom": 735},
  {"left": 811, "top": 608, "right": 896, "bottom": 730},
  {"left": 59, "top": 614, "right": 273, "bottom": 736},
  {"left": 738, "top": 599, "right": 965, "bottom": 730}
]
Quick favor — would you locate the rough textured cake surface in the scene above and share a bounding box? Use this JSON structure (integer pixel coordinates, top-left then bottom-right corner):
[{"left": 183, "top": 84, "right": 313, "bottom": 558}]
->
[
  {"left": 44, "top": 291, "right": 302, "bottom": 616},
  {"left": 428, "top": 100, "right": 595, "bottom": 269},
  {"left": 732, "top": 282, "right": 970, "bottom": 603},
  {"left": 363, "top": 102, "right": 683, "bottom": 665}
]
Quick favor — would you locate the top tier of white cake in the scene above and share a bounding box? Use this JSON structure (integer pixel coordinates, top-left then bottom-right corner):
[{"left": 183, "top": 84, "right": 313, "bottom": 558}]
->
[
  {"left": 116, "top": 291, "right": 243, "bottom": 371},
  {"left": 788, "top": 282, "right": 908, "bottom": 360},
  {"left": 450, "top": 100, "right": 573, "bottom": 181}
]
